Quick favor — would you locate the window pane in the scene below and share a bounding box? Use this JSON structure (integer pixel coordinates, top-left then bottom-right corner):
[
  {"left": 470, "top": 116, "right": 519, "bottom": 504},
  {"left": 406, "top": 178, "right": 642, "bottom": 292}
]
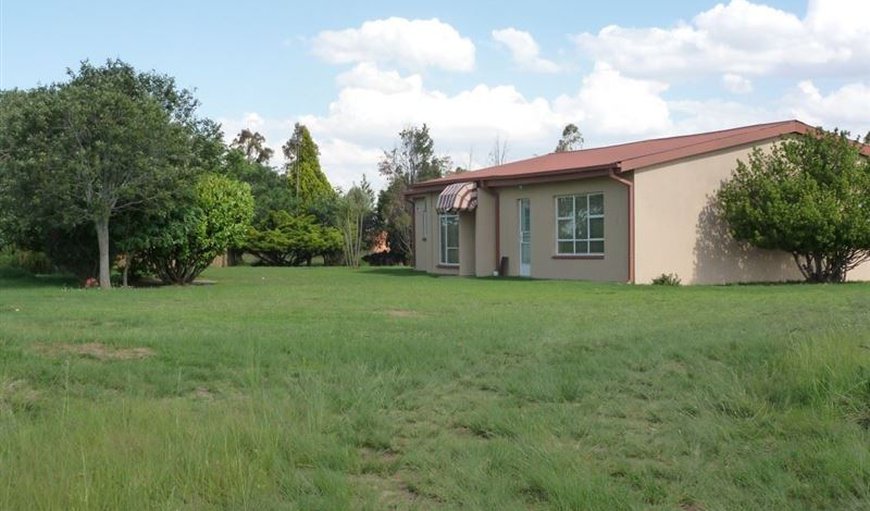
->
[
  {"left": 557, "top": 197, "right": 573, "bottom": 217},
  {"left": 440, "top": 215, "right": 459, "bottom": 264},
  {"left": 520, "top": 199, "right": 531, "bottom": 232},
  {"left": 575, "top": 195, "right": 588, "bottom": 239},
  {"left": 575, "top": 212, "right": 588, "bottom": 240},
  {"left": 590, "top": 240, "right": 604, "bottom": 254},
  {"left": 590, "top": 217, "right": 604, "bottom": 239},
  {"left": 589, "top": 194, "right": 604, "bottom": 215},
  {"left": 557, "top": 241, "right": 574, "bottom": 254},
  {"left": 447, "top": 248, "right": 459, "bottom": 264},
  {"left": 575, "top": 241, "right": 589, "bottom": 254},
  {"left": 558, "top": 219, "right": 574, "bottom": 239},
  {"left": 447, "top": 219, "right": 459, "bottom": 247}
]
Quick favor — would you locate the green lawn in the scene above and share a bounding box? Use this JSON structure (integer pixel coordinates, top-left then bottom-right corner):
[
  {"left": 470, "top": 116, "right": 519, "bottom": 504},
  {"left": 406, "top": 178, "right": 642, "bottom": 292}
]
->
[{"left": 1, "top": 266, "right": 868, "bottom": 510}]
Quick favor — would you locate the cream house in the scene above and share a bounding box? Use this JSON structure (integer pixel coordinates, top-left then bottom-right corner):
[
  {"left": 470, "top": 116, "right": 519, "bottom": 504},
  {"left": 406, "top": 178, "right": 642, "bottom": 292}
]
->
[{"left": 405, "top": 120, "right": 870, "bottom": 284}]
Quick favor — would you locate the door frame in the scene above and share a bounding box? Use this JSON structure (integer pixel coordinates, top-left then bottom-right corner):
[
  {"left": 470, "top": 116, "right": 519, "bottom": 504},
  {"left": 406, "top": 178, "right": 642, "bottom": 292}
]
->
[{"left": 518, "top": 198, "right": 531, "bottom": 277}]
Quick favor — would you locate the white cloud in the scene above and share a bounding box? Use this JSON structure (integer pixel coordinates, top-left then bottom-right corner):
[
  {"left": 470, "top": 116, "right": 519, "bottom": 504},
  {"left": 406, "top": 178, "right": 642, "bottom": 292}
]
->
[
  {"left": 785, "top": 80, "right": 870, "bottom": 134},
  {"left": 311, "top": 17, "right": 475, "bottom": 72},
  {"left": 492, "top": 28, "right": 560, "bottom": 73},
  {"left": 300, "top": 64, "right": 561, "bottom": 150},
  {"left": 554, "top": 63, "right": 671, "bottom": 136},
  {"left": 316, "top": 138, "right": 384, "bottom": 191},
  {"left": 574, "top": 0, "right": 870, "bottom": 78},
  {"left": 336, "top": 63, "right": 421, "bottom": 93},
  {"left": 668, "top": 99, "right": 775, "bottom": 134},
  {"left": 722, "top": 73, "right": 753, "bottom": 94}
]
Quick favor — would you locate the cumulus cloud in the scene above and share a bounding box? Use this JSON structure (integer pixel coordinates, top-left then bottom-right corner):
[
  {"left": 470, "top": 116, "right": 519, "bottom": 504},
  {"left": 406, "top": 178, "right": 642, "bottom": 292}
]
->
[
  {"left": 785, "top": 80, "right": 870, "bottom": 134},
  {"left": 554, "top": 63, "right": 671, "bottom": 136},
  {"left": 300, "top": 64, "right": 561, "bottom": 150},
  {"left": 722, "top": 73, "right": 753, "bottom": 94},
  {"left": 492, "top": 28, "right": 560, "bottom": 73},
  {"left": 668, "top": 99, "right": 775, "bottom": 134},
  {"left": 311, "top": 17, "right": 475, "bottom": 72},
  {"left": 336, "top": 63, "right": 421, "bottom": 94},
  {"left": 574, "top": 0, "right": 870, "bottom": 78}
]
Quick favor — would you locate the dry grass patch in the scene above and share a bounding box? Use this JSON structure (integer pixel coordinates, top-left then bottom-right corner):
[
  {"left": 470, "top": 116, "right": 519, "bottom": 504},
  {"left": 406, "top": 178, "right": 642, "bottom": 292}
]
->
[
  {"left": 0, "top": 379, "right": 40, "bottom": 414},
  {"left": 34, "top": 342, "right": 155, "bottom": 361},
  {"left": 353, "top": 473, "right": 423, "bottom": 509}
]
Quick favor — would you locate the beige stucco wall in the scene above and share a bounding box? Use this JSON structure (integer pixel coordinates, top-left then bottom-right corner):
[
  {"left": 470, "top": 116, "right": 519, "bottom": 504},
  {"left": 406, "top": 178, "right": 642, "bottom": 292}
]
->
[
  {"left": 413, "top": 194, "right": 458, "bottom": 275},
  {"left": 459, "top": 211, "right": 476, "bottom": 276},
  {"left": 850, "top": 262, "right": 870, "bottom": 281},
  {"left": 634, "top": 141, "right": 805, "bottom": 284},
  {"left": 474, "top": 187, "right": 498, "bottom": 277},
  {"left": 496, "top": 177, "right": 630, "bottom": 281}
]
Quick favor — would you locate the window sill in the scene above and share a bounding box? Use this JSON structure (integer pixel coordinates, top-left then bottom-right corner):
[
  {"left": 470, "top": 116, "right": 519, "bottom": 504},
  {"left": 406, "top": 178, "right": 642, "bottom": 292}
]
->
[
  {"left": 552, "top": 254, "right": 604, "bottom": 260},
  {"left": 437, "top": 264, "right": 460, "bottom": 269}
]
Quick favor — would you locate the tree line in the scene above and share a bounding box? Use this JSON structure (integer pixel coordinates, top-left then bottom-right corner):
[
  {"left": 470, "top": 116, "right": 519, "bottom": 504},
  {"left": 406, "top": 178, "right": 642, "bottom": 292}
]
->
[{"left": 0, "top": 60, "right": 378, "bottom": 288}]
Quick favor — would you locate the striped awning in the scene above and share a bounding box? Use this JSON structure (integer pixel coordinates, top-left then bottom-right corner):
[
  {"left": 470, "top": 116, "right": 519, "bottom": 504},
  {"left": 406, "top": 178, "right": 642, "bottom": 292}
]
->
[{"left": 436, "top": 182, "right": 477, "bottom": 213}]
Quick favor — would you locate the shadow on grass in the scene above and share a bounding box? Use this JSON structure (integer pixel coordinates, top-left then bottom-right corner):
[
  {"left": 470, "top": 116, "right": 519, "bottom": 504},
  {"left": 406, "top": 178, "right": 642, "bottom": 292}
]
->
[{"left": 0, "top": 267, "right": 79, "bottom": 289}]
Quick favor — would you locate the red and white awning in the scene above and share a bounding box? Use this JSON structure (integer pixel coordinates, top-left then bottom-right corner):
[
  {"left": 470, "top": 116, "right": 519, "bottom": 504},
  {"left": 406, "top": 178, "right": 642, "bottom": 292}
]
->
[{"left": 436, "top": 182, "right": 477, "bottom": 214}]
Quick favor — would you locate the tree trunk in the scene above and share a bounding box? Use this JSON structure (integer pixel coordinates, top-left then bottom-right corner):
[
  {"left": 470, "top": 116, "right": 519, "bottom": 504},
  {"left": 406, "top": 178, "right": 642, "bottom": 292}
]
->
[{"left": 95, "top": 216, "right": 111, "bottom": 289}]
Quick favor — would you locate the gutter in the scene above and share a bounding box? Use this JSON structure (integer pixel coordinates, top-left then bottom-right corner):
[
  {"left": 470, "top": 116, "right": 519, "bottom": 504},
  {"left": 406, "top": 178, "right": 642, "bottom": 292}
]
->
[
  {"left": 608, "top": 168, "right": 635, "bottom": 284},
  {"left": 493, "top": 187, "right": 500, "bottom": 271}
]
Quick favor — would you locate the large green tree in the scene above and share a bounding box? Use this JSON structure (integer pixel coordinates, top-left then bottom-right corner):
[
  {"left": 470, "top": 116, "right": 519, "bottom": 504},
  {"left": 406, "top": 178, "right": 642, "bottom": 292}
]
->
[
  {"left": 717, "top": 128, "right": 870, "bottom": 282},
  {"left": 0, "top": 60, "right": 219, "bottom": 288},
  {"left": 138, "top": 173, "right": 253, "bottom": 284},
  {"left": 282, "top": 123, "right": 334, "bottom": 207},
  {"left": 377, "top": 124, "right": 451, "bottom": 264}
]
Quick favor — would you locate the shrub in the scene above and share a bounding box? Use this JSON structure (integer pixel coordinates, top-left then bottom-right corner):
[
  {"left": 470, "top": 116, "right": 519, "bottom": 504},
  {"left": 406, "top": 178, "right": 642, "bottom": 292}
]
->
[
  {"left": 717, "top": 128, "right": 870, "bottom": 283},
  {"left": 139, "top": 174, "right": 254, "bottom": 284},
  {"left": 362, "top": 251, "right": 405, "bottom": 266},
  {"left": 651, "top": 273, "right": 681, "bottom": 286},
  {"left": 0, "top": 247, "right": 53, "bottom": 274}
]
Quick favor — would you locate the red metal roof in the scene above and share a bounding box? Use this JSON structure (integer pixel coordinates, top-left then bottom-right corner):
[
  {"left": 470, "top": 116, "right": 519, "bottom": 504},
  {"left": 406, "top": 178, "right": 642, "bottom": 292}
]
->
[{"left": 409, "top": 120, "right": 869, "bottom": 192}]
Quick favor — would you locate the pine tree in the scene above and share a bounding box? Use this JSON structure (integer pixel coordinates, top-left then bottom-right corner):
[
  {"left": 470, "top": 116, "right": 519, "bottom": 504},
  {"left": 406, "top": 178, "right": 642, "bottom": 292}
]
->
[{"left": 282, "top": 123, "right": 334, "bottom": 206}]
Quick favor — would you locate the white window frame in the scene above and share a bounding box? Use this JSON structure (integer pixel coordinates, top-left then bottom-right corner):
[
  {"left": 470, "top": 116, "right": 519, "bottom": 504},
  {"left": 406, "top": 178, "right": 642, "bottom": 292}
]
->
[
  {"left": 439, "top": 214, "right": 459, "bottom": 266},
  {"left": 555, "top": 193, "right": 605, "bottom": 255}
]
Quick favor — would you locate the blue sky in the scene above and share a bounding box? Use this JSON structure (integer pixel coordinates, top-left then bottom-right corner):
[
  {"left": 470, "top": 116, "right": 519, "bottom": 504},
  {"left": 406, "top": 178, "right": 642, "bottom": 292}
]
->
[{"left": 3, "top": 0, "right": 868, "bottom": 189}]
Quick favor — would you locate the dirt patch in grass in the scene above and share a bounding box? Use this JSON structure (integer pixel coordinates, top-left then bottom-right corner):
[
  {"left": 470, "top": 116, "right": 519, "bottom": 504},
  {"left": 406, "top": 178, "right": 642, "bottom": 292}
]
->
[
  {"left": 191, "top": 387, "right": 214, "bottom": 400},
  {"left": 0, "top": 379, "right": 41, "bottom": 414},
  {"left": 353, "top": 473, "right": 423, "bottom": 509},
  {"left": 680, "top": 500, "right": 706, "bottom": 511},
  {"left": 34, "top": 342, "right": 155, "bottom": 361}
]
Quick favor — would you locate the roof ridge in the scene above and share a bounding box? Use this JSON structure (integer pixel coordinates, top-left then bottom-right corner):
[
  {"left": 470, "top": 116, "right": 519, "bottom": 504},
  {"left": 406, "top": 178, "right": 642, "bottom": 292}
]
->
[
  {"left": 557, "top": 119, "right": 800, "bottom": 156},
  {"left": 616, "top": 120, "right": 804, "bottom": 166}
]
